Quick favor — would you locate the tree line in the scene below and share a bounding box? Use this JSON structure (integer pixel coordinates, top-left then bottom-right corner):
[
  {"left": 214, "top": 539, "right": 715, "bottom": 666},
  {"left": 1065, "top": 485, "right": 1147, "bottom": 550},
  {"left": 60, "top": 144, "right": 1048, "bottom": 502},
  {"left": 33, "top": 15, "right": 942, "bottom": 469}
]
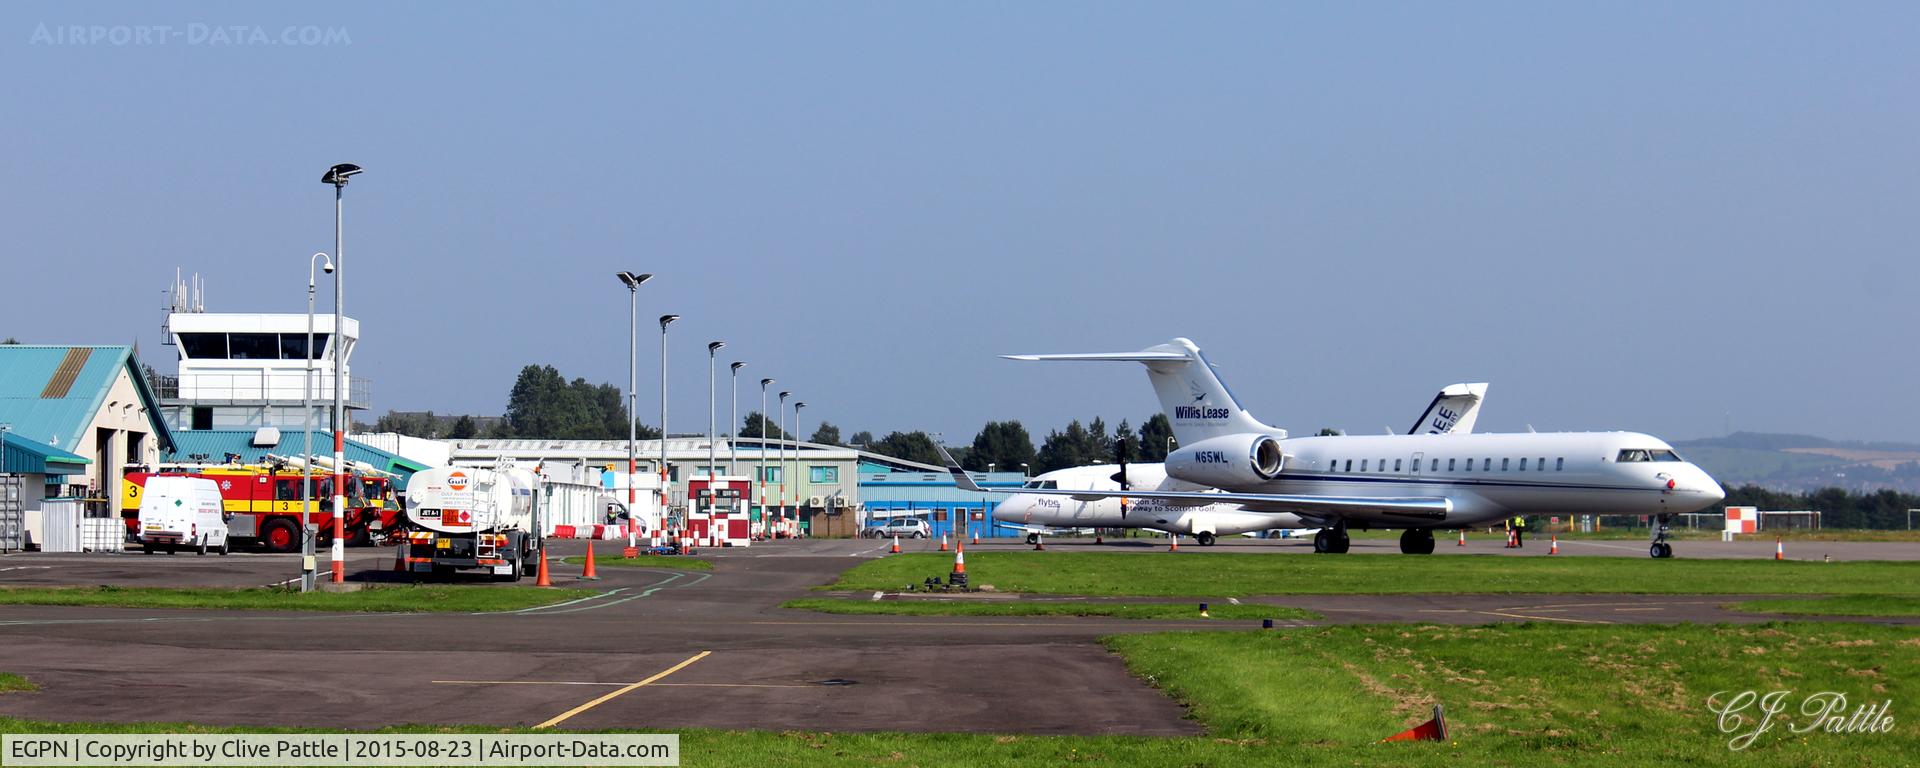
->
[{"left": 1723, "top": 485, "right": 1920, "bottom": 529}]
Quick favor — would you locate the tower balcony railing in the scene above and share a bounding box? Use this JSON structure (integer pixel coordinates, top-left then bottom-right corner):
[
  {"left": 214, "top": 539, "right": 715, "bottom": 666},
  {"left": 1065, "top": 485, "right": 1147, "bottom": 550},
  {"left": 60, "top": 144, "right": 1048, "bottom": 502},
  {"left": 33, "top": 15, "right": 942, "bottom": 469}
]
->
[{"left": 146, "top": 371, "right": 370, "bottom": 410}]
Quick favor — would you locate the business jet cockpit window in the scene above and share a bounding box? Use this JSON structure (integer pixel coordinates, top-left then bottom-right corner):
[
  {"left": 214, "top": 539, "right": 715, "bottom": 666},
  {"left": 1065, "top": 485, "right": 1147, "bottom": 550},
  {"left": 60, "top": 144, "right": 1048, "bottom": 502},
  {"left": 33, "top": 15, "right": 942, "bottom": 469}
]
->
[{"left": 1617, "top": 449, "right": 1685, "bottom": 463}]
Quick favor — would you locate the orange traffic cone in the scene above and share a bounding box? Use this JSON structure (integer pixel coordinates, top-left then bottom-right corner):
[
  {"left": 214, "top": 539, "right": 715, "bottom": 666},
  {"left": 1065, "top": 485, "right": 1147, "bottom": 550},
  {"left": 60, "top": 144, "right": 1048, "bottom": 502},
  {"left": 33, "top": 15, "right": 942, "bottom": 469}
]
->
[
  {"left": 1775, "top": 536, "right": 1784, "bottom": 561},
  {"left": 1169, "top": 534, "right": 1180, "bottom": 552},
  {"left": 1382, "top": 705, "right": 1448, "bottom": 743},
  {"left": 1095, "top": 535, "right": 1103, "bottom": 544},
  {"left": 392, "top": 544, "right": 405, "bottom": 572},
  {"left": 582, "top": 542, "right": 600, "bottom": 580},
  {"left": 1033, "top": 533, "right": 1045, "bottom": 551},
  {"left": 971, "top": 531, "right": 978, "bottom": 545},
  {"left": 1549, "top": 536, "right": 1559, "bottom": 555},
  {"left": 890, "top": 535, "right": 902, "bottom": 554},
  {"left": 952, "top": 543, "right": 966, "bottom": 575},
  {"left": 534, "top": 547, "right": 553, "bottom": 587},
  {"left": 1457, "top": 529, "right": 1466, "bottom": 547},
  {"left": 939, "top": 534, "right": 949, "bottom": 553}
]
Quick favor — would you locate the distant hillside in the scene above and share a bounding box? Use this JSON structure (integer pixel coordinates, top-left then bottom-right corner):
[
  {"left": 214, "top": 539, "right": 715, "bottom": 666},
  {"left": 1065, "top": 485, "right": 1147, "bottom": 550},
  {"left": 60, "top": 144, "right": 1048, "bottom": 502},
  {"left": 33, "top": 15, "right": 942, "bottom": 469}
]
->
[{"left": 1674, "top": 432, "right": 1920, "bottom": 493}]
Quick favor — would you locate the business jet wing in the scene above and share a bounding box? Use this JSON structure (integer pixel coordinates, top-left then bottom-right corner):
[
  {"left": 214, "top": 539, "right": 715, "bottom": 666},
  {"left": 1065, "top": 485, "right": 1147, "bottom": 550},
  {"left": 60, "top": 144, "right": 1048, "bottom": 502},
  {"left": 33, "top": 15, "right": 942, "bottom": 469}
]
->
[
  {"left": 1409, "top": 383, "right": 1487, "bottom": 435},
  {"left": 937, "top": 447, "right": 1450, "bottom": 520}
]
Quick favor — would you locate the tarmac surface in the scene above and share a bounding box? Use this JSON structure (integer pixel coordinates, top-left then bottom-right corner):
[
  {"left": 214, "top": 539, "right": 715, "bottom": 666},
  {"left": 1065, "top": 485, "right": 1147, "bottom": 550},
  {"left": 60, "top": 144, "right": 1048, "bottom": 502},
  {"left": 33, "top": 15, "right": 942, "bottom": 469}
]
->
[{"left": 0, "top": 537, "right": 1913, "bottom": 734}]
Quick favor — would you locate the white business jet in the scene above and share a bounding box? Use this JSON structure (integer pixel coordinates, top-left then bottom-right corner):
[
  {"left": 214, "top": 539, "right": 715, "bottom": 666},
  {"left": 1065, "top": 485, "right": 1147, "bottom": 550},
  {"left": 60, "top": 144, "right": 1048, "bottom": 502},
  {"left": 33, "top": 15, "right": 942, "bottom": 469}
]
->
[
  {"left": 946, "top": 339, "right": 1722, "bottom": 558},
  {"left": 991, "top": 383, "right": 1490, "bottom": 545}
]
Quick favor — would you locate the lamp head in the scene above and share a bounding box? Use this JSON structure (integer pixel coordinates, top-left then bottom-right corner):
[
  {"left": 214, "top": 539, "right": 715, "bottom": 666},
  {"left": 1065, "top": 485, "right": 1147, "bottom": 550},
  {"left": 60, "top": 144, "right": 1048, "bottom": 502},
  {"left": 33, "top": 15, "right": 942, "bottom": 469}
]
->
[
  {"left": 617, "top": 271, "right": 652, "bottom": 288},
  {"left": 761, "top": 378, "right": 774, "bottom": 387},
  {"left": 708, "top": 341, "right": 726, "bottom": 354},
  {"left": 731, "top": 362, "right": 745, "bottom": 373},
  {"left": 659, "top": 314, "right": 680, "bottom": 329},
  {"left": 321, "top": 163, "right": 363, "bottom": 186},
  {"left": 779, "top": 391, "right": 791, "bottom": 400}
]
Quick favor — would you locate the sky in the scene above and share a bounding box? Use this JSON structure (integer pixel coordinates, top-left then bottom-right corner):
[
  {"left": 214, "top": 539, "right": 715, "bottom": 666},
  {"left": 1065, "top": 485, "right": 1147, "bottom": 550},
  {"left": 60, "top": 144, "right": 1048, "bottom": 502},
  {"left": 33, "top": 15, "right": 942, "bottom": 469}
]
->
[{"left": 2, "top": 2, "right": 1915, "bottom": 445}]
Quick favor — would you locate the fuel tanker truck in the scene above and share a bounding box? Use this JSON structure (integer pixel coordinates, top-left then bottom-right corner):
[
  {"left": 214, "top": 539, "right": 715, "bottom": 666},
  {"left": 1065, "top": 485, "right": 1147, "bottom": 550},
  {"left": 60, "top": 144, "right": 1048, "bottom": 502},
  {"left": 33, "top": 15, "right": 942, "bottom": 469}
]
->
[{"left": 398, "top": 466, "right": 542, "bottom": 580}]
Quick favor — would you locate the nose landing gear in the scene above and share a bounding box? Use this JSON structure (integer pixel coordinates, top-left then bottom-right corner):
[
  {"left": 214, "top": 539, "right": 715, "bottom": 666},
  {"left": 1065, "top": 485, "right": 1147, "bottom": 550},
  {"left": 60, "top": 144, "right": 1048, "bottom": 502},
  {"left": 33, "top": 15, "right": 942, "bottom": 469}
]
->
[
  {"left": 1195, "top": 532, "right": 1217, "bottom": 547},
  {"left": 1649, "top": 513, "right": 1675, "bottom": 558}
]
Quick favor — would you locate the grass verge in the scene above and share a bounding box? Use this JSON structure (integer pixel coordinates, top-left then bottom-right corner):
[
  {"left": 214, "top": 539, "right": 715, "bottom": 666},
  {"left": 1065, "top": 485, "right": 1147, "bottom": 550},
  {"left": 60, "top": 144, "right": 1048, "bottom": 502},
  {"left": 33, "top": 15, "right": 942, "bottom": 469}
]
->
[
  {"left": 0, "top": 673, "right": 36, "bottom": 693},
  {"left": 3, "top": 622, "right": 1912, "bottom": 765},
  {"left": 829, "top": 552, "right": 1920, "bottom": 597},
  {"left": 561, "top": 555, "right": 713, "bottom": 570},
  {"left": 1731, "top": 594, "right": 1920, "bottom": 617},
  {"left": 781, "top": 597, "right": 1319, "bottom": 621},
  {"left": 0, "top": 585, "right": 597, "bottom": 613}
]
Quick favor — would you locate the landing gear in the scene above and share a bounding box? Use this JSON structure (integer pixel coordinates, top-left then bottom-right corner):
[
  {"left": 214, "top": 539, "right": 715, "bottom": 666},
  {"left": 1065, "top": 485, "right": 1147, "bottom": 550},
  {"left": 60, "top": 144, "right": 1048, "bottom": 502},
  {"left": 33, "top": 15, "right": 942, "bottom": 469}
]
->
[
  {"left": 1313, "top": 526, "right": 1351, "bottom": 554},
  {"left": 1649, "top": 513, "right": 1676, "bottom": 559},
  {"left": 1025, "top": 533, "right": 1039, "bottom": 546},
  {"left": 1196, "top": 532, "right": 1217, "bottom": 547},
  {"left": 1398, "top": 528, "right": 1435, "bottom": 555}
]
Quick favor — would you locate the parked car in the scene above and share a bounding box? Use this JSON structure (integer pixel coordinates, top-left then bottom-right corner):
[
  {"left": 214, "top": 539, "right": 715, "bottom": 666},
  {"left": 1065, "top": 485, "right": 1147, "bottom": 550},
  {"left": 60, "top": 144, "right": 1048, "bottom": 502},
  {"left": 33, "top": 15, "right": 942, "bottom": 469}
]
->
[{"left": 865, "top": 518, "right": 931, "bottom": 539}]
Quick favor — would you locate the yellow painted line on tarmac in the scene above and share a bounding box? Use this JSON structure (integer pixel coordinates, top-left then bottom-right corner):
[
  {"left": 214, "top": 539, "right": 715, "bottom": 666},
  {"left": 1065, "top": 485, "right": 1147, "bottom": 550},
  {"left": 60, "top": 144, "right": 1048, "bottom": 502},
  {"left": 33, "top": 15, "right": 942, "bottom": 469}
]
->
[
  {"left": 534, "top": 650, "right": 711, "bottom": 729},
  {"left": 1475, "top": 610, "right": 1612, "bottom": 625},
  {"left": 439, "top": 679, "right": 809, "bottom": 690}
]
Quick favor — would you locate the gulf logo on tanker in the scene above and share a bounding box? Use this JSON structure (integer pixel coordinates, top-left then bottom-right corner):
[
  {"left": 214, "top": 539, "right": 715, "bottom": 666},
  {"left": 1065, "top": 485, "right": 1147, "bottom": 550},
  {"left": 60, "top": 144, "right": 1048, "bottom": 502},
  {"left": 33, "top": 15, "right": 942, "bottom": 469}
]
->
[{"left": 447, "top": 471, "right": 468, "bottom": 491}]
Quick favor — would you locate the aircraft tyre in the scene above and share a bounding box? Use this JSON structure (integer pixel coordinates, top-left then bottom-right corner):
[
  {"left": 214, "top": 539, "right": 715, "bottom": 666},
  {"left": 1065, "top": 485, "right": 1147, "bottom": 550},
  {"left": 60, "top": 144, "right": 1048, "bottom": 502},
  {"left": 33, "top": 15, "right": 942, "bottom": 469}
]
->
[
  {"left": 1399, "top": 528, "right": 1435, "bottom": 555},
  {"left": 1314, "top": 529, "right": 1351, "bottom": 554},
  {"left": 1026, "top": 533, "right": 1039, "bottom": 545},
  {"left": 1196, "top": 532, "right": 1216, "bottom": 547},
  {"left": 1650, "top": 542, "right": 1673, "bottom": 559}
]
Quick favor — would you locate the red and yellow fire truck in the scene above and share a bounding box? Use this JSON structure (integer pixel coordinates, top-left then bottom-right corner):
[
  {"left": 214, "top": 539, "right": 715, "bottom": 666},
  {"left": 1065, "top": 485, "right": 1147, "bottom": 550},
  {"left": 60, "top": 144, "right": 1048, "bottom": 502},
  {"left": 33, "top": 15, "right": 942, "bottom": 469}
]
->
[{"left": 122, "top": 456, "right": 401, "bottom": 552}]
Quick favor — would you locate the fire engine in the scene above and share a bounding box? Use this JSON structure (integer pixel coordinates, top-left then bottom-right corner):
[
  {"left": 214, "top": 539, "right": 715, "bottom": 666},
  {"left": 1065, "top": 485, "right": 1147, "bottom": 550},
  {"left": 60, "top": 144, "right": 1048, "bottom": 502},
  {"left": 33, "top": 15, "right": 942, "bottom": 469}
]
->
[{"left": 122, "top": 455, "right": 401, "bottom": 552}]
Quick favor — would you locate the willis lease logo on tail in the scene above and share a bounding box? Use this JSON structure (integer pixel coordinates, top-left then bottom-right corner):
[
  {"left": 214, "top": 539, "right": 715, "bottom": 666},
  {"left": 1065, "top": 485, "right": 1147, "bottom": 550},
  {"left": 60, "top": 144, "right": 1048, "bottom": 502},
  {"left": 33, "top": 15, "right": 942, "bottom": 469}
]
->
[{"left": 1176, "top": 382, "right": 1231, "bottom": 420}]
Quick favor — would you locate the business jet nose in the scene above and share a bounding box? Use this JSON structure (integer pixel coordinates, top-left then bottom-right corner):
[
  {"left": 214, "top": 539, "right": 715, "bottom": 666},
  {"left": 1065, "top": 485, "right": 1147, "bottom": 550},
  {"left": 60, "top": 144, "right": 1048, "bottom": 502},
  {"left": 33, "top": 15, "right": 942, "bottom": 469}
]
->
[{"left": 991, "top": 495, "right": 1028, "bottom": 523}]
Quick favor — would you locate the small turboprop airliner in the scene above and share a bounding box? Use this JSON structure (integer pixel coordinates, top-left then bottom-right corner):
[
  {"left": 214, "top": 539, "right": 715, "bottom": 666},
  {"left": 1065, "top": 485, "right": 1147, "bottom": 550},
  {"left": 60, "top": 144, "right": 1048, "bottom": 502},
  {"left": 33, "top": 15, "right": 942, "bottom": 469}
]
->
[
  {"left": 946, "top": 339, "right": 1723, "bottom": 558},
  {"left": 991, "top": 382, "right": 1490, "bottom": 545}
]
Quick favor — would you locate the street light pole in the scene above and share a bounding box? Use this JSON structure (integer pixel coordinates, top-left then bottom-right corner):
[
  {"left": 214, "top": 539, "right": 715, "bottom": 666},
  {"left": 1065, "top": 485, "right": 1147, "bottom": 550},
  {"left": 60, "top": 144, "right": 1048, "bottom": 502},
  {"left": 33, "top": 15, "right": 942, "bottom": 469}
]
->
[
  {"left": 705, "top": 341, "right": 724, "bottom": 517},
  {"left": 320, "top": 163, "right": 360, "bottom": 585},
  {"left": 728, "top": 362, "right": 743, "bottom": 477},
  {"left": 777, "top": 390, "right": 790, "bottom": 533},
  {"left": 616, "top": 272, "right": 651, "bottom": 549},
  {"left": 793, "top": 401, "right": 806, "bottom": 537},
  {"left": 658, "top": 314, "right": 679, "bottom": 529},
  {"left": 759, "top": 378, "right": 773, "bottom": 536},
  {"left": 302, "top": 251, "right": 333, "bottom": 593}
]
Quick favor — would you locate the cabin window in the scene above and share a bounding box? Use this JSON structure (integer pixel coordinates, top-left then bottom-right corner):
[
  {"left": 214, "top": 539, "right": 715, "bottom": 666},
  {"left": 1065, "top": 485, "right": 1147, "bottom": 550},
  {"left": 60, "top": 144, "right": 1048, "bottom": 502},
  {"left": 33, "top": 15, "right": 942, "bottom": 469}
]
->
[
  {"left": 1556, "top": 457, "right": 1565, "bottom": 471},
  {"left": 1447, "top": 458, "right": 1456, "bottom": 471},
  {"left": 1517, "top": 457, "right": 1526, "bottom": 471},
  {"left": 1344, "top": 460, "right": 1352, "bottom": 472},
  {"left": 1536, "top": 457, "right": 1546, "bottom": 471},
  {"left": 1328, "top": 459, "right": 1338, "bottom": 472},
  {"left": 1651, "top": 449, "right": 1684, "bottom": 462},
  {"left": 1361, "top": 460, "right": 1369, "bottom": 472},
  {"left": 1393, "top": 459, "right": 1402, "bottom": 472},
  {"left": 1430, "top": 459, "right": 1438, "bottom": 471},
  {"left": 1501, "top": 458, "right": 1510, "bottom": 471},
  {"left": 1482, "top": 458, "right": 1491, "bottom": 471},
  {"left": 1463, "top": 458, "right": 1472, "bottom": 472}
]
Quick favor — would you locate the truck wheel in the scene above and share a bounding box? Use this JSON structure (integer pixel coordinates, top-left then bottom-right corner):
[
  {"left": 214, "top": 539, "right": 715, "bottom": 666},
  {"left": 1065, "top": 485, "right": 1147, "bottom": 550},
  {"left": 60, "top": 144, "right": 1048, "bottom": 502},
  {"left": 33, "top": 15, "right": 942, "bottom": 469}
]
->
[
  {"left": 347, "top": 526, "right": 372, "bottom": 547},
  {"left": 220, "top": 541, "right": 230, "bottom": 556},
  {"left": 261, "top": 519, "right": 299, "bottom": 553},
  {"left": 143, "top": 543, "right": 154, "bottom": 555}
]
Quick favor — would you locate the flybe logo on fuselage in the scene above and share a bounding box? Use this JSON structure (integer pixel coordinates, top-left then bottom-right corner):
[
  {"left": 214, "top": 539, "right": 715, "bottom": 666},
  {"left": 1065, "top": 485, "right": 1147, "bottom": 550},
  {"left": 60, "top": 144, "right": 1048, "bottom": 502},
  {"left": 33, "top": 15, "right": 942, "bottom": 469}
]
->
[{"left": 1175, "top": 405, "right": 1232, "bottom": 420}]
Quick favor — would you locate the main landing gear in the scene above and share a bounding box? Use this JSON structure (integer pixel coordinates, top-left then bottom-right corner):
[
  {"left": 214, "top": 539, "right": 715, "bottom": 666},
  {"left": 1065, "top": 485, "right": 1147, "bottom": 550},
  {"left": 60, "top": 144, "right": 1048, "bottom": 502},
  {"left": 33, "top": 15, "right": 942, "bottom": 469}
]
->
[
  {"left": 1195, "top": 532, "right": 1217, "bottom": 547},
  {"left": 1649, "top": 513, "right": 1676, "bottom": 559},
  {"left": 1398, "top": 528, "right": 1435, "bottom": 555},
  {"left": 1313, "top": 525, "right": 1350, "bottom": 554}
]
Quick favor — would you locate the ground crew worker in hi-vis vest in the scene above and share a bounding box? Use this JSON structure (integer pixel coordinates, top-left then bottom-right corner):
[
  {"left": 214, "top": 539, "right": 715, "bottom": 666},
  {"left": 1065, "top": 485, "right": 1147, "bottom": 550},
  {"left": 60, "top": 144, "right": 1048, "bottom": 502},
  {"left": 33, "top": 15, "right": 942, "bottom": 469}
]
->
[{"left": 1510, "top": 515, "right": 1526, "bottom": 547}]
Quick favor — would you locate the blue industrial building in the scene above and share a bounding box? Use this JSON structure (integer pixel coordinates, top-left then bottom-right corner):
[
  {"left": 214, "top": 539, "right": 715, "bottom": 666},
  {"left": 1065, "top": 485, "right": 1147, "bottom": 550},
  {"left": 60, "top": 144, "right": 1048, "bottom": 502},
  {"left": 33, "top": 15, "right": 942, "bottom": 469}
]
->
[{"left": 857, "top": 465, "right": 1032, "bottom": 539}]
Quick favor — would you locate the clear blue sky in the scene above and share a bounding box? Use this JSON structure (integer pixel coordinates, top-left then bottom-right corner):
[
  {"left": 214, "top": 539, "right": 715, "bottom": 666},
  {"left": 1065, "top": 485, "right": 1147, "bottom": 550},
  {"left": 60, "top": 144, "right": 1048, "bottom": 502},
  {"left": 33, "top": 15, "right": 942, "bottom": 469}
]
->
[{"left": 4, "top": 2, "right": 1915, "bottom": 443}]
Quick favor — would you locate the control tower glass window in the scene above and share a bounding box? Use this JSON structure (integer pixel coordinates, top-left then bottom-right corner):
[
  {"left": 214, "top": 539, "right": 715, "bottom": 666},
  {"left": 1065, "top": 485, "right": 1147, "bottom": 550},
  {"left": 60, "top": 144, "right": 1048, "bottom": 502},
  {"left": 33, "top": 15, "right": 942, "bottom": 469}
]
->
[{"left": 179, "top": 333, "right": 228, "bottom": 359}]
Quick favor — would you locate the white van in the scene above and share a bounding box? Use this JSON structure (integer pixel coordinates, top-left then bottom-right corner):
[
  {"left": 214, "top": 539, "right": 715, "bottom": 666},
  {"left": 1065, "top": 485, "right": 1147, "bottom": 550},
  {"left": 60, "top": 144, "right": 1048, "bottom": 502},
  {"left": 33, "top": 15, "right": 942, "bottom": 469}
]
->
[{"left": 138, "top": 476, "right": 230, "bottom": 555}]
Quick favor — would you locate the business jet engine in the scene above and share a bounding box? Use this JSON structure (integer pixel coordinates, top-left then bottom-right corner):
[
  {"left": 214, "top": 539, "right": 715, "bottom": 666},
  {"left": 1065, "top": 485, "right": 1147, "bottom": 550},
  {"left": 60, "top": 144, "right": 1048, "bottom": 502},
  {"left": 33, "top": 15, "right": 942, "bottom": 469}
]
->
[{"left": 1165, "top": 434, "right": 1286, "bottom": 487}]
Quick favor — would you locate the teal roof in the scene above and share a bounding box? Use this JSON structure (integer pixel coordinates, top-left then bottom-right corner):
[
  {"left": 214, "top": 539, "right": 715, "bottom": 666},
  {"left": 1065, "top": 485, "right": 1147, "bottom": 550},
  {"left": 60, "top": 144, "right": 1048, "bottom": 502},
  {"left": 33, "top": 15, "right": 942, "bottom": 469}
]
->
[
  {"left": 164, "top": 429, "right": 428, "bottom": 483},
  {"left": 0, "top": 345, "right": 174, "bottom": 455},
  {"left": 1, "top": 431, "right": 90, "bottom": 475}
]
